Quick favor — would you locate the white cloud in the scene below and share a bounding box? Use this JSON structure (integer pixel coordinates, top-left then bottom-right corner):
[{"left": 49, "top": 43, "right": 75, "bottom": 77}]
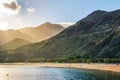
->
[
  {"left": 27, "top": 7, "right": 35, "bottom": 13},
  {"left": 0, "top": 15, "right": 2, "bottom": 19},
  {"left": 17, "top": 18, "right": 23, "bottom": 26},
  {"left": 57, "top": 22, "right": 75, "bottom": 28},
  {"left": 0, "top": 0, "right": 21, "bottom": 15},
  {"left": 0, "top": 0, "right": 21, "bottom": 30},
  {"left": 0, "top": 21, "right": 8, "bottom": 30}
]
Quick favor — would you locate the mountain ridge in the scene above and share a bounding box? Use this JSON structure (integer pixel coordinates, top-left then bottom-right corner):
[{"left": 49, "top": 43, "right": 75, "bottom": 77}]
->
[
  {"left": 0, "top": 9, "right": 120, "bottom": 62},
  {"left": 0, "top": 22, "right": 65, "bottom": 45},
  {"left": 0, "top": 38, "right": 31, "bottom": 50}
]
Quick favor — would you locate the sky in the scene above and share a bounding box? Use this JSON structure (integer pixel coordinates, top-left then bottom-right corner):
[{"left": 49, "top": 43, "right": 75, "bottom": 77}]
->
[{"left": 0, "top": 0, "right": 120, "bottom": 30}]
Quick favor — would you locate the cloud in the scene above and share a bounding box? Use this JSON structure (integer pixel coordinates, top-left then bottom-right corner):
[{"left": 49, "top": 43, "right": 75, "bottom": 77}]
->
[
  {"left": 4, "top": 1, "right": 19, "bottom": 10},
  {"left": 2, "top": 0, "right": 21, "bottom": 15},
  {"left": 27, "top": 7, "right": 35, "bottom": 13},
  {"left": 57, "top": 22, "right": 75, "bottom": 28},
  {"left": 0, "top": 0, "right": 22, "bottom": 30},
  {"left": 0, "top": 15, "right": 2, "bottom": 19},
  {"left": 0, "top": 21, "right": 8, "bottom": 30}
]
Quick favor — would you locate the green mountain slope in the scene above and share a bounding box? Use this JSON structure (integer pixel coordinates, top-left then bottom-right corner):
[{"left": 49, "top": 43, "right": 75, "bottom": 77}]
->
[
  {"left": 0, "top": 38, "right": 31, "bottom": 50},
  {"left": 1, "top": 9, "right": 120, "bottom": 62},
  {"left": 0, "top": 30, "right": 33, "bottom": 45}
]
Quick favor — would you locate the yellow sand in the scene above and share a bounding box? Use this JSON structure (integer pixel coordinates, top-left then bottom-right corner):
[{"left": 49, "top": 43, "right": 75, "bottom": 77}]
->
[{"left": 0, "top": 63, "right": 120, "bottom": 72}]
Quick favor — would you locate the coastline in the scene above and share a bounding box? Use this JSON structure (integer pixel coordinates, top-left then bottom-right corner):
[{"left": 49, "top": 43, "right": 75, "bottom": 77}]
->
[{"left": 0, "top": 63, "right": 120, "bottom": 73}]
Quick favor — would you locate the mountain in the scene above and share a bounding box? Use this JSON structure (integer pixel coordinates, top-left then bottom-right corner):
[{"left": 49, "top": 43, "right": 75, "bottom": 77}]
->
[
  {"left": 0, "top": 22, "right": 65, "bottom": 45},
  {"left": 0, "top": 38, "right": 31, "bottom": 50},
  {"left": 19, "top": 22, "right": 64, "bottom": 42},
  {"left": 0, "top": 29, "right": 33, "bottom": 45},
  {"left": 1, "top": 9, "right": 120, "bottom": 62}
]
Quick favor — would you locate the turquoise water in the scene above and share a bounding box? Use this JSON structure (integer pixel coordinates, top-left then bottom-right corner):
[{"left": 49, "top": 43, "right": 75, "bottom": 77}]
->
[{"left": 0, "top": 67, "right": 120, "bottom": 80}]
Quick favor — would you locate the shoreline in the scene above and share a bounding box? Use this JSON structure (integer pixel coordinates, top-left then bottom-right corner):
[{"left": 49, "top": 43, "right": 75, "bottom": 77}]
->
[{"left": 0, "top": 63, "right": 120, "bottom": 73}]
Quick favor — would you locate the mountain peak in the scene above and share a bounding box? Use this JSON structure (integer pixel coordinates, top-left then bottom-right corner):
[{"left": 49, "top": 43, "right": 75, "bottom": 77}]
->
[
  {"left": 92, "top": 10, "right": 107, "bottom": 13},
  {"left": 37, "top": 22, "right": 64, "bottom": 29},
  {"left": 45, "top": 22, "right": 52, "bottom": 24},
  {"left": 42, "top": 22, "right": 52, "bottom": 26},
  {"left": 86, "top": 10, "right": 107, "bottom": 19},
  {"left": 76, "top": 10, "right": 108, "bottom": 26}
]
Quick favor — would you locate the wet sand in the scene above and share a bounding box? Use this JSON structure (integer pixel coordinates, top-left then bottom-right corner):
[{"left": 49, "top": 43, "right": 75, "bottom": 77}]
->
[{"left": 0, "top": 63, "right": 120, "bottom": 72}]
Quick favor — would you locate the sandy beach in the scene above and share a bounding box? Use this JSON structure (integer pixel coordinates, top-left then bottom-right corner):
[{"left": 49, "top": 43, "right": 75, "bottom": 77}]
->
[{"left": 0, "top": 63, "right": 120, "bottom": 73}]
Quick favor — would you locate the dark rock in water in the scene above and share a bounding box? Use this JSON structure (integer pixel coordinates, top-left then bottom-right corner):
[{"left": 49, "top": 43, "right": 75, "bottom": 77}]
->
[{"left": 6, "top": 74, "right": 9, "bottom": 76}]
